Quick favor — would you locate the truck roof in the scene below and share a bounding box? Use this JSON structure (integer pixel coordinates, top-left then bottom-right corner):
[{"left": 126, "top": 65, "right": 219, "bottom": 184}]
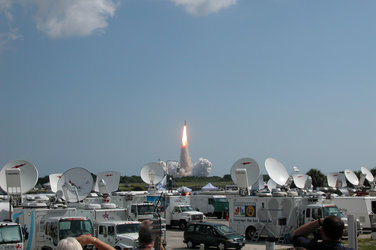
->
[
  {"left": 47, "top": 216, "right": 90, "bottom": 221},
  {"left": 97, "top": 220, "right": 141, "bottom": 226},
  {"left": 0, "top": 222, "right": 19, "bottom": 226}
]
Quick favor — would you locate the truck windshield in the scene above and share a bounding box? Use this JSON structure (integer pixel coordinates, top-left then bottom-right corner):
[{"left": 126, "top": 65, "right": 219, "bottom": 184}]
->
[
  {"left": 0, "top": 225, "right": 22, "bottom": 243},
  {"left": 116, "top": 224, "right": 140, "bottom": 234},
  {"left": 180, "top": 206, "right": 194, "bottom": 212},
  {"left": 59, "top": 219, "right": 94, "bottom": 239},
  {"left": 323, "top": 206, "right": 344, "bottom": 217},
  {"left": 138, "top": 205, "right": 154, "bottom": 214}
]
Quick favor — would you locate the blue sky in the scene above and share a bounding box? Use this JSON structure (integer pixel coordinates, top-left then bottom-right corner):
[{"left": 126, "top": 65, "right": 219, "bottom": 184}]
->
[{"left": 1, "top": 0, "right": 376, "bottom": 179}]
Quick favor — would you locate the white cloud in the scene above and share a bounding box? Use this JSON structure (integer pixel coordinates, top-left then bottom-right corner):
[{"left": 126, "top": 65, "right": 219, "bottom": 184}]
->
[
  {"left": 170, "top": 0, "right": 237, "bottom": 16},
  {"left": 34, "top": 0, "right": 118, "bottom": 38},
  {"left": 0, "top": 0, "right": 22, "bottom": 52}
]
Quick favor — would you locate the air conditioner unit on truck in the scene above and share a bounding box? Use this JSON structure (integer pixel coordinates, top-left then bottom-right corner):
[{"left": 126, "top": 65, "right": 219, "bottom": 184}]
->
[
  {"left": 13, "top": 206, "right": 94, "bottom": 250},
  {"left": 0, "top": 221, "right": 23, "bottom": 249},
  {"left": 190, "top": 194, "right": 229, "bottom": 219},
  {"left": 147, "top": 195, "right": 206, "bottom": 230},
  {"left": 76, "top": 205, "right": 140, "bottom": 249},
  {"left": 228, "top": 195, "right": 355, "bottom": 243}
]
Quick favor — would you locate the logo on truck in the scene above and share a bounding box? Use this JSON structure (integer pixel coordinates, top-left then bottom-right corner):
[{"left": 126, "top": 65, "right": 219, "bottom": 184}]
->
[{"left": 245, "top": 205, "right": 256, "bottom": 217}]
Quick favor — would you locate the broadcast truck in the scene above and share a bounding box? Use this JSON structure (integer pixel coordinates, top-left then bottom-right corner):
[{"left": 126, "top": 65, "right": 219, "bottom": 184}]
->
[
  {"left": 333, "top": 196, "right": 376, "bottom": 230},
  {"left": 0, "top": 221, "right": 24, "bottom": 249},
  {"left": 75, "top": 205, "right": 140, "bottom": 249},
  {"left": 13, "top": 206, "right": 94, "bottom": 250},
  {"left": 147, "top": 195, "right": 205, "bottom": 230},
  {"left": 228, "top": 194, "right": 357, "bottom": 243},
  {"left": 110, "top": 193, "right": 155, "bottom": 221}
]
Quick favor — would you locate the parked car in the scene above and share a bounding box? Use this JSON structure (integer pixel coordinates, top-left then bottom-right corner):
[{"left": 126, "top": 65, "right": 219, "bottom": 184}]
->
[{"left": 183, "top": 222, "right": 245, "bottom": 249}]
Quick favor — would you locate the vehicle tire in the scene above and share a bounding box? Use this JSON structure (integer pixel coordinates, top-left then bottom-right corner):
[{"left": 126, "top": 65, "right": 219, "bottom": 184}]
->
[
  {"left": 115, "top": 247, "right": 121, "bottom": 250},
  {"left": 217, "top": 241, "right": 227, "bottom": 250},
  {"left": 245, "top": 226, "right": 256, "bottom": 240},
  {"left": 186, "top": 239, "right": 195, "bottom": 248},
  {"left": 179, "top": 220, "right": 187, "bottom": 230}
]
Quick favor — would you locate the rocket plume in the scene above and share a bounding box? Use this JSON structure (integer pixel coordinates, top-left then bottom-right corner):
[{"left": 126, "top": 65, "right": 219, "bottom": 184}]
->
[{"left": 179, "top": 121, "right": 193, "bottom": 176}]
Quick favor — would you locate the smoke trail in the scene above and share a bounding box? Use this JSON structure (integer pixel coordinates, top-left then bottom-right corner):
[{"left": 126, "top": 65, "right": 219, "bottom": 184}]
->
[
  {"left": 166, "top": 158, "right": 212, "bottom": 177},
  {"left": 192, "top": 158, "right": 212, "bottom": 177}
]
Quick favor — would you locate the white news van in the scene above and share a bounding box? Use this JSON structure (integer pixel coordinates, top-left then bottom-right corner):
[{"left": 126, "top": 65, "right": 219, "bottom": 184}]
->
[
  {"left": 0, "top": 221, "right": 23, "bottom": 249},
  {"left": 228, "top": 194, "right": 350, "bottom": 242},
  {"left": 76, "top": 206, "right": 140, "bottom": 249},
  {"left": 147, "top": 195, "right": 205, "bottom": 230},
  {"left": 13, "top": 206, "right": 94, "bottom": 250},
  {"left": 333, "top": 196, "right": 376, "bottom": 230}
]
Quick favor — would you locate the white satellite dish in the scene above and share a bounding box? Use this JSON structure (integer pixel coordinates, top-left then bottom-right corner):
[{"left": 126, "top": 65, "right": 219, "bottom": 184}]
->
[
  {"left": 49, "top": 173, "right": 62, "bottom": 193},
  {"left": 265, "top": 158, "right": 290, "bottom": 186},
  {"left": 344, "top": 169, "right": 359, "bottom": 186},
  {"left": 57, "top": 168, "right": 94, "bottom": 202},
  {"left": 0, "top": 160, "right": 38, "bottom": 194},
  {"left": 230, "top": 158, "right": 261, "bottom": 188},
  {"left": 292, "top": 173, "right": 309, "bottom": 189},
  {"left": 267, "top": 179, "right": 277, "bottom": 192},
  {"left": 140, "top": 162, "right": 165, "bottom": 185},
  {"left": 94, "top": 171, "right": 121, "bottom": 193},
  {"left": 327, "top": 172, "right": 347, "bottom": 188},
  {"left": 361, "top": 166, "right": 374, "bottom": 183}
]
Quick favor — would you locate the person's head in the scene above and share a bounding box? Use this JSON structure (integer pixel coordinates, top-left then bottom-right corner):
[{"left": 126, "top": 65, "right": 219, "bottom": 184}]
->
[
  {"left": 138, "top": 226, "right": 154, "bottom": 249},
  {"left": 57, "top": 237, "right": 83, "bottom": 250},
  {"left": 321, "top": 215, "right": 344, "bottom": 241}
]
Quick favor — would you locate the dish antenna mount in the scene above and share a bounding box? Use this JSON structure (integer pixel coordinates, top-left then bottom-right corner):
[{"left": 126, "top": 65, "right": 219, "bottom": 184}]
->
[
  {"left": 57, "top": 168, "right": 94, "bottom": 203},
  {"left": 0, "top": 160, "right": 38, "bottom": 207},
  {"left": 230, "top": 158, "right": 261, "bottom": 196},
  {"left": 141, "top": 162, "right": 166, "bottom": 191}
]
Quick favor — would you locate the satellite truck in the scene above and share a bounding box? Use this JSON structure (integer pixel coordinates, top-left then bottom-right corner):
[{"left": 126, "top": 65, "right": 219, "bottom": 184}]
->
[
  {"left": 10, "top": 166, "right": 96, "bottom": 250},
  {"left": 74, "top": 171, "right": 141, "bottom": 249},
  {"left": 227, "top": 157, "right": 354, "bottom": 243},
  {"left": 331, "top": 167, "right": 376, "bottom": 231},
  {"left": 137, "top": 162, "right": 205, "bottom": 231}
]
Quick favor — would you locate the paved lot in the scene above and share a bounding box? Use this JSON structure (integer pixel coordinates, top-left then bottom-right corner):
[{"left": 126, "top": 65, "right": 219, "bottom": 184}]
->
[{"left": 165, "top": 217, "right": 291, "bottom": 249}]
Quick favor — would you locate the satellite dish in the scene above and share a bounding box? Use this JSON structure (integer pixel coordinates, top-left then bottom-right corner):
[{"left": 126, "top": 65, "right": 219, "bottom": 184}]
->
[
  {"left": 327, "top": 172, "right": 347, "bottom": 188},
  {"left": 265, "top": 158, "right": 290, "bottom": 186},
  {"left": 57, "top": 168, "right": 94, "bottom": 202},
  {"left": 94, "top": 171, "right": 121, "bottom": 193},
  {"left": 49, "top": 173, "right": 63, "bottom": 193},
  {"left": 230, "top": 158, "right": 261, "bottom": 188},
  {"left": 267, "top": 179, "right": 277, "bottom": 192},
  {"left": 141, "top": 162, "right": 165, "bottom": 185},
  {"left": 344, "top": 169, "right": 359, "bottom": 186},
  {"left": 292, "top": 173, "right": 309, "bottom": 189},
  {"left": 0, "top": 160, "right": 38, "bottom": 193},
  {"left": 361, "top": 166, "right": 374, "bottom": 183}
]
